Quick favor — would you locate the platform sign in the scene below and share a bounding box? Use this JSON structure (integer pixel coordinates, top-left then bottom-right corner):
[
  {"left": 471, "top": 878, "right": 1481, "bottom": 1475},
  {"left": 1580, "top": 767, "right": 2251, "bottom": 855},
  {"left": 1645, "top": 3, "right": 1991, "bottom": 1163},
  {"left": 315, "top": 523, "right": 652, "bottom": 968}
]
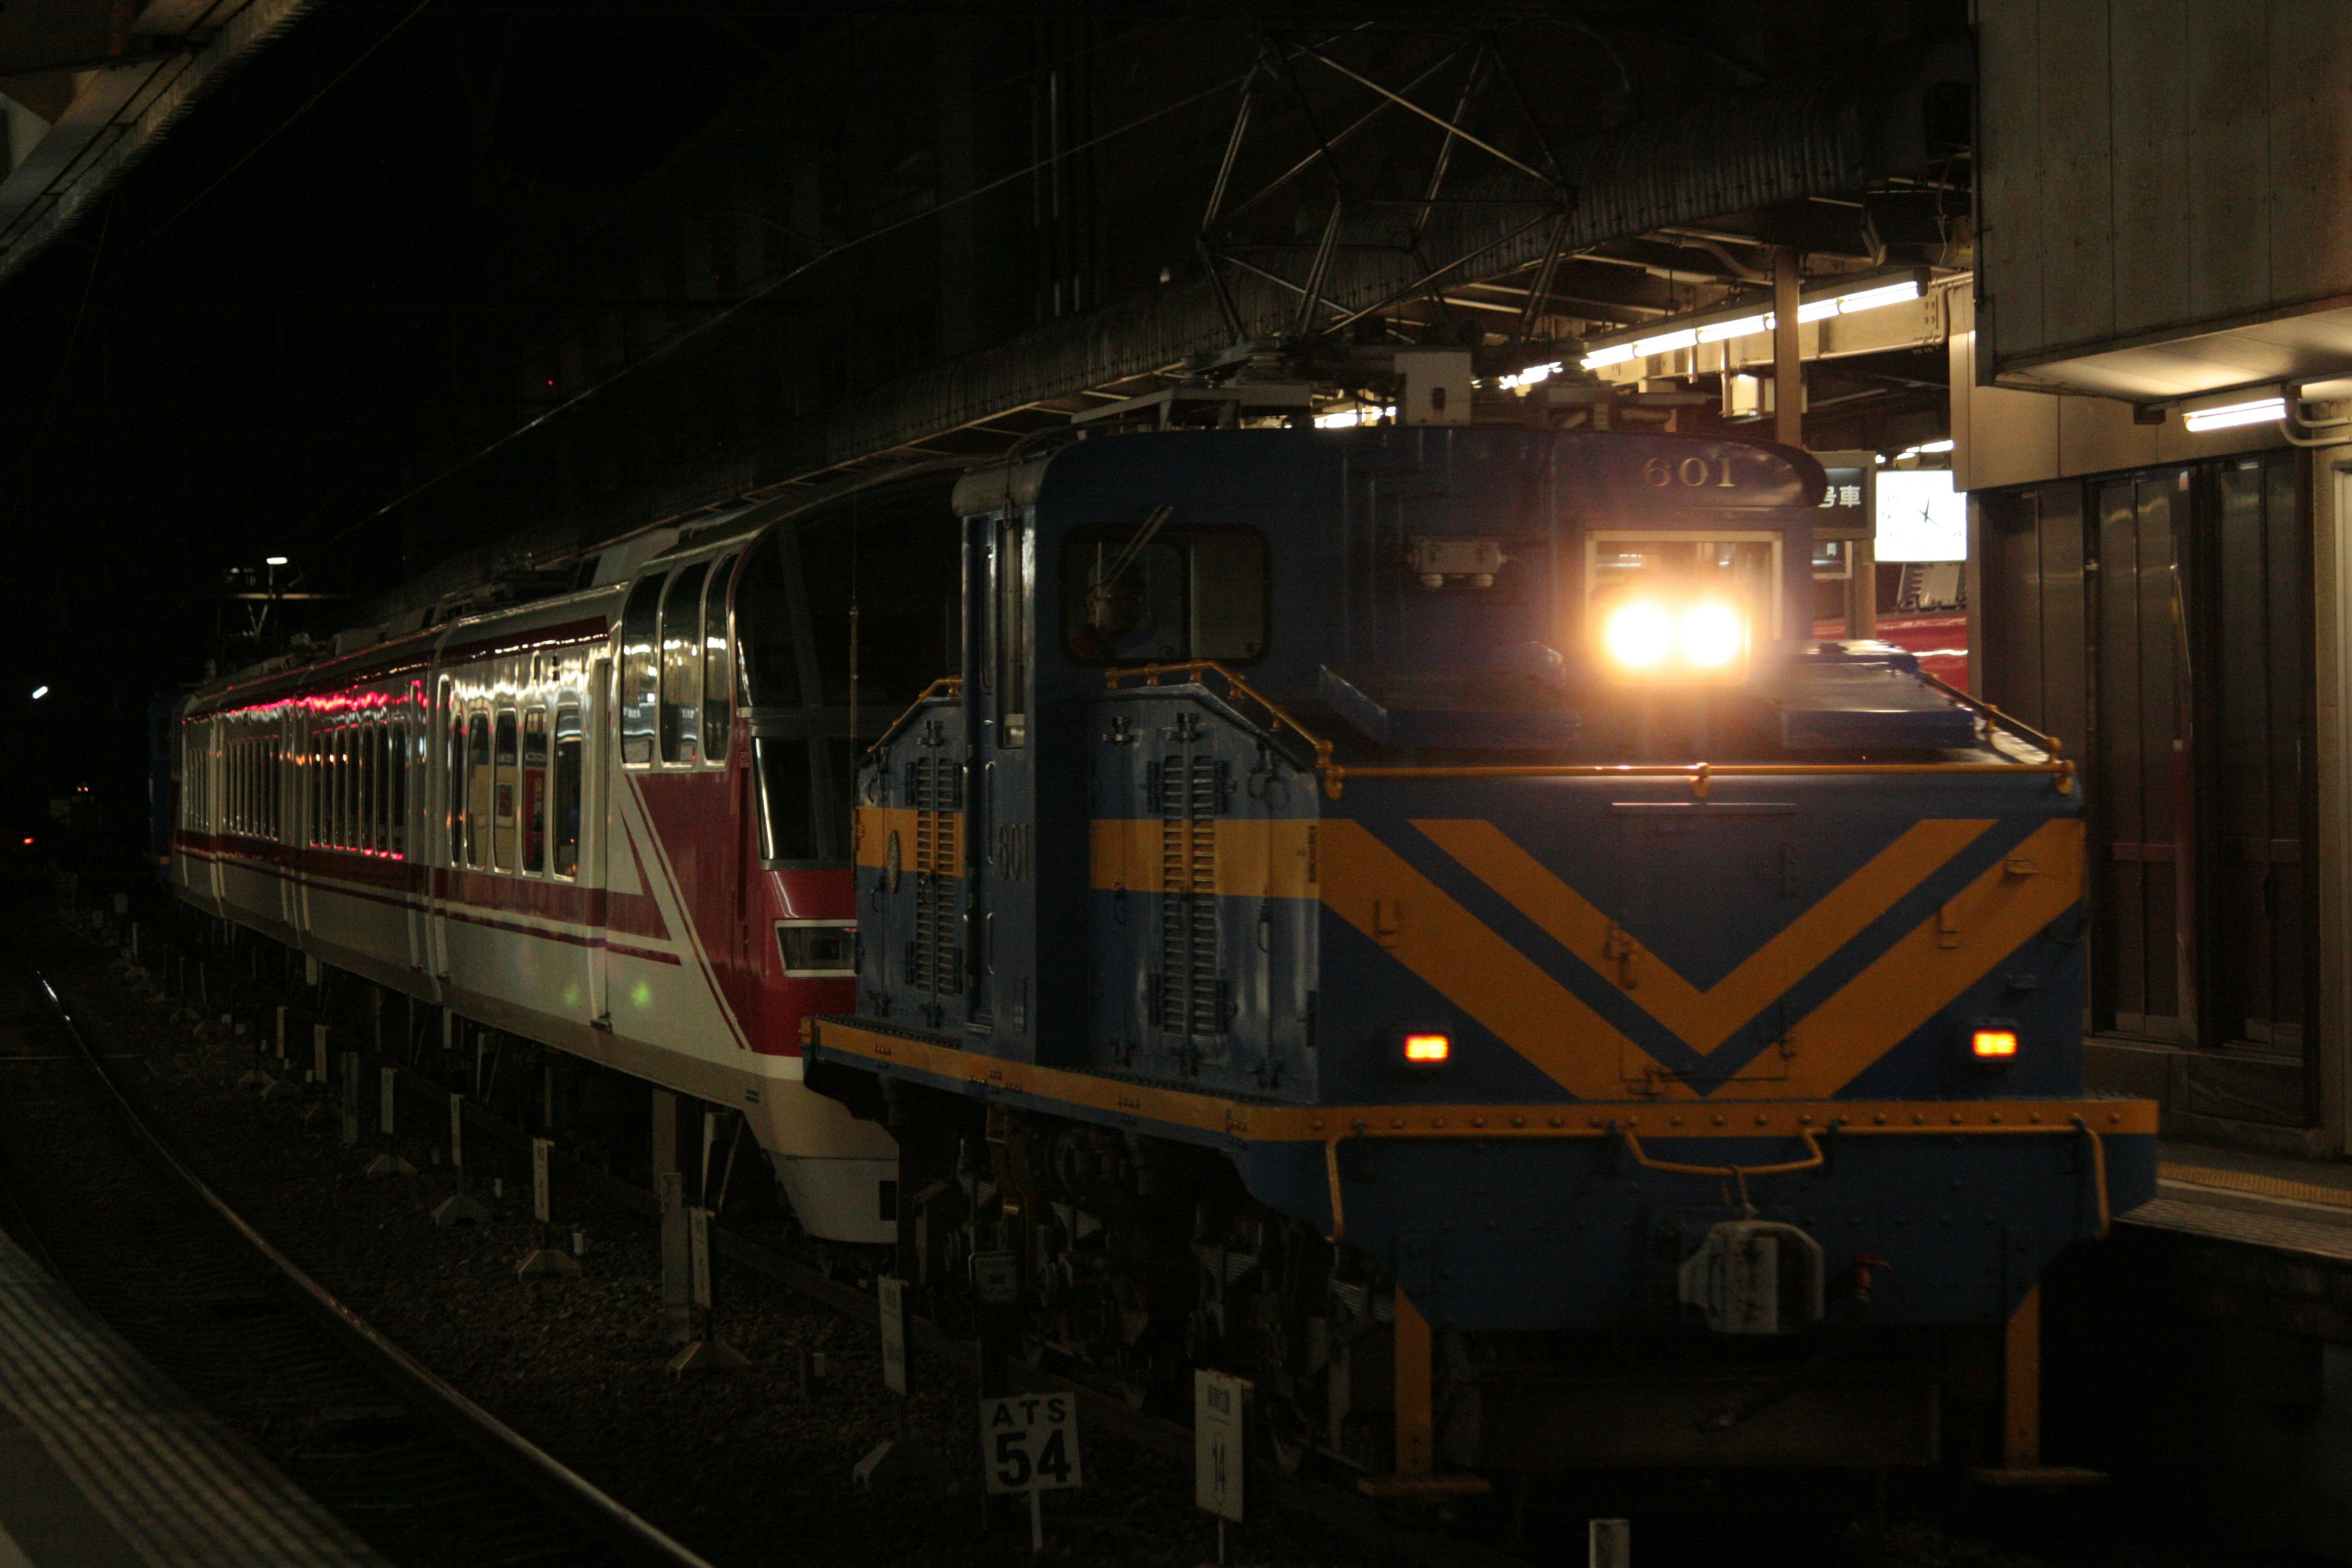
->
[
  {"left": 1194, "top": 1369, "right": 1250, "bottom": 1523},
  {"left": 878, "top": 1275, "right": 908, "bottom": 1394},
  {"left": 981, "top": 1393, "right": 1082, "bottom": 1495}
]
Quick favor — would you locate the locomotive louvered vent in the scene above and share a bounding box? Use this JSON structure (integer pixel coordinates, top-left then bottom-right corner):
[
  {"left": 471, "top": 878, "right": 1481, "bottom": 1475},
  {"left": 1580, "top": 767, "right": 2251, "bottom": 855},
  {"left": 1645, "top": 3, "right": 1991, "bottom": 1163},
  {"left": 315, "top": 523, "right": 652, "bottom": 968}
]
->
[
  {"left": 905, "top": 755, "right": 962, "bottom": 998},
  {"left": 1158, "top": 756, "right": 1222, "bottom": 1038}
]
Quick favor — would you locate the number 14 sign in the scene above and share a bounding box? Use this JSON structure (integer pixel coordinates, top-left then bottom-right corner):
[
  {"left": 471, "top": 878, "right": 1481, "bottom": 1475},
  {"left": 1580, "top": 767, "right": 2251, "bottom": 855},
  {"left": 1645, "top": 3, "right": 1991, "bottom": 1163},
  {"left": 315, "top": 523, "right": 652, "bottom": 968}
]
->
[{"left": 981, "top": 1393, "right": 1082, "bottom": 1494}]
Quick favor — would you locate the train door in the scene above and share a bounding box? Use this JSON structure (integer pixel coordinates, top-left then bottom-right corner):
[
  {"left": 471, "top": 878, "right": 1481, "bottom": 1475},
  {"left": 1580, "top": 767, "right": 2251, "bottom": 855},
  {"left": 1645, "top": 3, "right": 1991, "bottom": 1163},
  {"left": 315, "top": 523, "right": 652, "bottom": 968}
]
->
[
  {"left": 426, "top": 675, "right": 456, "bottom": 981},
  {"left": 586, "top": 654, "right": 612, "bottom": 1025},
  {"left": 962, "top": 510, "right": 1034, "bottom": 1047}
]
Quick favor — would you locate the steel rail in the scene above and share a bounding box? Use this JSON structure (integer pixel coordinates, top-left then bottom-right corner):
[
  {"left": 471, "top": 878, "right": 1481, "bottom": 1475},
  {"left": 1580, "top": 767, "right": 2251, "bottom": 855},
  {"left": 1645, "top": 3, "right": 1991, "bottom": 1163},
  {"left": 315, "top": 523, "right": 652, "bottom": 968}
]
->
[
  {"left": 26, "top": 967, "right": 718, "bottom": 1568},
  {"left": 363, "top": 1062, "right": 1531, "bottom": 1568}
]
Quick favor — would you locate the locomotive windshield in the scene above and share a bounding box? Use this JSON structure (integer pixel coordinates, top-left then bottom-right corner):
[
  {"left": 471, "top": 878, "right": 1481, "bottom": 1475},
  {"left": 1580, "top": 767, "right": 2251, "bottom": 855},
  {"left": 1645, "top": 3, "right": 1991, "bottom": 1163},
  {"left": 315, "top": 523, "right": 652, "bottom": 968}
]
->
[{"left": 1061, "top": 521, "right": 1268, "bottom": 666}]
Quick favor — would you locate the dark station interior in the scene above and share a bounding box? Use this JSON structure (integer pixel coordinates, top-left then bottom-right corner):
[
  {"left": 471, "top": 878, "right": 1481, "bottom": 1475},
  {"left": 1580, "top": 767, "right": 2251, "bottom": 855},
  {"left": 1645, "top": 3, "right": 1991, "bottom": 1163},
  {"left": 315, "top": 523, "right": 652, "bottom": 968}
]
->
[{"left": 0, "top": 4, "right": 2346, "bottom": 1567}]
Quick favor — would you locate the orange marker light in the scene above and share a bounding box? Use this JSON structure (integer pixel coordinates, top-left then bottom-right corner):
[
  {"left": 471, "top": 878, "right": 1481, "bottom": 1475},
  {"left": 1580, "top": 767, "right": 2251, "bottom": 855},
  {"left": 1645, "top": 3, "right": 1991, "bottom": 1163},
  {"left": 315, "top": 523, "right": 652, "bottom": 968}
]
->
[
  {"left": 1403, "top": 1033, "right": 1452, "bottom": 1065},
  {"left": 1970, "top": 1028, "right": 2019, "bottom": 1060}
]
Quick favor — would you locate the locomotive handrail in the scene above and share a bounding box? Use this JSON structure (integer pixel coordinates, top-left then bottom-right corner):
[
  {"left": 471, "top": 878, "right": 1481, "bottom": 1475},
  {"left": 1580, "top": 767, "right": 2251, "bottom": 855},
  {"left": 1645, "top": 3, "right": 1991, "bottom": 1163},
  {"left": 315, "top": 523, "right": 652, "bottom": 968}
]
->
[
  {"left": 1616, "top": 1123, "right": 1826, "bottom": 1210},
  {"left": 862, "top": 676, "right": 965, "bottom": 754},
  {"left": 1322, "top": 758, "right": 2076, "bottom": 799},
  {"left": 1915, "top": 669, "right": 2067, "bottom": 760},
  {"left": 1103, "top": 660, "right": 1336, "bottom": 773}
]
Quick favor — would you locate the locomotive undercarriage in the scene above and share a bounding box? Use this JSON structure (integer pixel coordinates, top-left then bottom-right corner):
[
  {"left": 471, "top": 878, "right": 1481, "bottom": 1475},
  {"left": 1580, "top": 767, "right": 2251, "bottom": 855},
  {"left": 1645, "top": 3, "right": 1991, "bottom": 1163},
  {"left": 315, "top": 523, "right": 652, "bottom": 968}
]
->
[{"left": 868, "top": 1079, "right": 1990, "bottom": 1478}]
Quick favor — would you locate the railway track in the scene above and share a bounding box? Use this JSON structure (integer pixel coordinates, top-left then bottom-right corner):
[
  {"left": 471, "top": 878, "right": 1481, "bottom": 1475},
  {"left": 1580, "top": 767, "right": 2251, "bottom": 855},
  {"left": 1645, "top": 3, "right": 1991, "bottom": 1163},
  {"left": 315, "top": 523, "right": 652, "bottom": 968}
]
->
[
  {"left": 0, "top": 947, "right": 715, "bottom": 1568},
  {"left": 42, "top": 899, "right": 1534, "bottom": 1568}
]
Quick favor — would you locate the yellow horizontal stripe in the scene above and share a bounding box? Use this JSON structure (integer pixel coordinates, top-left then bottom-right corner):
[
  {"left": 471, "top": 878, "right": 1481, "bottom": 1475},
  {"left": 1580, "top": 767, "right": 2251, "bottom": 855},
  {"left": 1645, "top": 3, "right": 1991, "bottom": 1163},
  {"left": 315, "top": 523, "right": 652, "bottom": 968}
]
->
[{"left": 1089, "top": 818, "right": 1317, "bottom": 900}]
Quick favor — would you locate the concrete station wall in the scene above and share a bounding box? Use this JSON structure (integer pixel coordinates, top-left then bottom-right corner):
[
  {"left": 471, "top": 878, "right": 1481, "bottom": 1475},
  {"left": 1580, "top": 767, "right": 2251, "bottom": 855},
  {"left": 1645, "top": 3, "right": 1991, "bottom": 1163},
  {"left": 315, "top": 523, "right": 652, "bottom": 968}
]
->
[{"left": 1976, "top": 0, "right": 2352, "bottom": 393}]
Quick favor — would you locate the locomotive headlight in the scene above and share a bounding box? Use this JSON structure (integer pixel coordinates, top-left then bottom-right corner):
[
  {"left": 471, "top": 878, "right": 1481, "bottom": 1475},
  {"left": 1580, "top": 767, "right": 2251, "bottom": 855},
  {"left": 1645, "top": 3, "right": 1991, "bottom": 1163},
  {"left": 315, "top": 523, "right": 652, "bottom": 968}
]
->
[
  {"left": 1678, "top": 601, "right": 1746, "bottom": 668},
  {"left": 1601, "top": 600, "right": 1674, "bottom": 671}
]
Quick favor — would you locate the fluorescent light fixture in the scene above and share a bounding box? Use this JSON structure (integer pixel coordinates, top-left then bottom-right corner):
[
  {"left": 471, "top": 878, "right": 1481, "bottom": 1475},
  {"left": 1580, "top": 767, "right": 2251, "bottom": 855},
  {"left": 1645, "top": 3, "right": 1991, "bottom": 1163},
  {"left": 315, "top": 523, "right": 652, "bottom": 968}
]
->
[
  {"left": 2183, "top": 396, "right": 2285, "bottom": 433},
  {"left": 1630, "top": 327, "right": 1697, "bottom": 356},
  {"left": 1894, "top": 437, "right": 1956, "bottom": 459},
  {"left": 1836, "top": 279, "right": 1923, "bottom": 314},
  {"left": 1313, "top": 405, "right": 1395, "bottom": 429},
  {"left": 1796, "top": 298, "right": 1840, "bottom": 323},
  {"left": 1497, "top": 360, "right": 1563, "bottom": 390},
  {"left": 29, "top": 686, "right": 47, "bottom": 700},
  {"left": 1696, "top": 313, "right": 1771, "bottom": 344},
  {"left": 265, "top": 555, "right": 288, "bottom": 567},
  {"left": 1579, "top": 342, "right": 1637, "bottom": 369}
]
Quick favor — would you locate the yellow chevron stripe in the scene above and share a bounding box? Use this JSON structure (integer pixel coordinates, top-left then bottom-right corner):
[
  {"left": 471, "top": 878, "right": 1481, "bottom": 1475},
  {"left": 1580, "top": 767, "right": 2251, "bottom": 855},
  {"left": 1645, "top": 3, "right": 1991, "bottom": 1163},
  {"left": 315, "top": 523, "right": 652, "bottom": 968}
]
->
[
  {"left": 1744, "top": 818, "right": 2086, "bottom": 1099},
  {"left": 1317, "top": 819, "right": 1672, "bottom": 1099},
  {"left": 1414, "top": 817, "right": 1995, "bottom": 1055}
]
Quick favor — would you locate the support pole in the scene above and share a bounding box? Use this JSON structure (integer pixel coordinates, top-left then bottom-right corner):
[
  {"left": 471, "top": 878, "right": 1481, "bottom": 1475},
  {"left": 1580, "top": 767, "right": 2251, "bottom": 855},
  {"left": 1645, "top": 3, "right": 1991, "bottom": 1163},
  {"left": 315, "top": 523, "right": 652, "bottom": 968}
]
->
[
  {"left": 2002, "top": 1282, "right": 2040, "bottom": 1470},
  {"left": 1773, "top": 247, "right": 1803, "bottom": 451},
  {"left": 1394, "top": 1289, "right": 1433, "bottom": 1478},
  {"left": 1358, "top": 1289, "right": 1487, "bottom": 1498},
  {"left": 1969, "top": 1282, "right": 2103, "bottom": 1486}
]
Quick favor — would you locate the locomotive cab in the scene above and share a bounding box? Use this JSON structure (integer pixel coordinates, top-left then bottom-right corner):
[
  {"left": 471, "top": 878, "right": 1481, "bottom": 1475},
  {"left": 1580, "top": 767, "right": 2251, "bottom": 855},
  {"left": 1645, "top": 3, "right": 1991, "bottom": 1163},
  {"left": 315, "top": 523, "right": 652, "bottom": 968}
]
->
[{"left": 811, "top": 426, "right": 2157, "bottom": 1478}]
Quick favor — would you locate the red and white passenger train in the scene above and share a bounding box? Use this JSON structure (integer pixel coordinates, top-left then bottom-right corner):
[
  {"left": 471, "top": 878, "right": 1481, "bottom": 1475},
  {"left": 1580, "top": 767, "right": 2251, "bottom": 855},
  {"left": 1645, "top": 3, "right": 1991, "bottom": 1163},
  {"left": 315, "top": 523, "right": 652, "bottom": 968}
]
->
[{"left": 168, "top": 479, "right": 960, "bottom": 1242}]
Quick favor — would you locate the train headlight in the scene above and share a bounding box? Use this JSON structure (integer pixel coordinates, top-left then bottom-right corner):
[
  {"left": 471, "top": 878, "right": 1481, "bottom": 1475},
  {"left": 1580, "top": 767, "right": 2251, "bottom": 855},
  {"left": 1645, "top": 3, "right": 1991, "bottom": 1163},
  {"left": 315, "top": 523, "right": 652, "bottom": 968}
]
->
[
  {"left": 1596, "top": 594, "right": 1752, "bottom": 681},
  {"left": 1600, "top": 600, "right": 1674, "bottom": 671},
  {"left": 1679, "top": 600, "right": 1746, "bottom": 668}
]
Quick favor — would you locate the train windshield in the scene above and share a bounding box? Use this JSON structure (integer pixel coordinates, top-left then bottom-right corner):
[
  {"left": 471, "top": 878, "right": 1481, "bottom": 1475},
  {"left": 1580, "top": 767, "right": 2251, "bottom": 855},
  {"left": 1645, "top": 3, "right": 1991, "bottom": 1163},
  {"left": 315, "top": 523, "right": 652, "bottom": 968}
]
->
[{"left": 1061, "top": 521, "right": 1268, "bottom": 666}]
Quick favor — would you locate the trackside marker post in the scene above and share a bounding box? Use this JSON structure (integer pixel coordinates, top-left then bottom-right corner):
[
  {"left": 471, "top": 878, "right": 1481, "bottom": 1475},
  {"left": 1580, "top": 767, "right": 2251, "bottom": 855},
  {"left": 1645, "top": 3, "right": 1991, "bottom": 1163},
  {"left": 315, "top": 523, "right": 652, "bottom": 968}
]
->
[
  {"left": 311, "top": 1023, "right": 327, "bottom": 1085},
  {"left": 878, "top": 1275, "right": 908, "bottom": 1395},
  {"left": 665, "top": 1207, "right": 744, "bottom": 1373},
  {"left": 431, "top": 1092, "right": 489, "bottom": 1225},
  {"left": 981, "top": 1393, "right": 1079, "bottom": 1554},
  {"left": 1590, "top": 1518, "right": 1630, "bottom": 1568},
  {"left": 1196, "top": 1369, "right": 1250, "bottom": 1562},
  {"left": 516, "top": 1137, "right": 580, "bottom": 1281}
]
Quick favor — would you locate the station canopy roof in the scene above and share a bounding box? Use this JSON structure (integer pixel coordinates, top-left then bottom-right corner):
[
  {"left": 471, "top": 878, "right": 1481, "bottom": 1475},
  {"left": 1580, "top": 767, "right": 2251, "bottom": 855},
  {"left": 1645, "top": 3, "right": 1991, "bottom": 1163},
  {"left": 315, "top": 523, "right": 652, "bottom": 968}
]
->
[{"left": 0, "top": 0, "right": 306, "bottom": 285}]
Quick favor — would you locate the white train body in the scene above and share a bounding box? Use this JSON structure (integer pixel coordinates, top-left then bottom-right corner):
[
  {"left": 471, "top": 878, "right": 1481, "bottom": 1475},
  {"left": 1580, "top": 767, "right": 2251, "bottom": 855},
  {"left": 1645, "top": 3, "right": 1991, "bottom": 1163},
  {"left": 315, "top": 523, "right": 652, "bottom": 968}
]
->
[{"left": 167, "top": 511, "right": 900, "bottom": 1243}]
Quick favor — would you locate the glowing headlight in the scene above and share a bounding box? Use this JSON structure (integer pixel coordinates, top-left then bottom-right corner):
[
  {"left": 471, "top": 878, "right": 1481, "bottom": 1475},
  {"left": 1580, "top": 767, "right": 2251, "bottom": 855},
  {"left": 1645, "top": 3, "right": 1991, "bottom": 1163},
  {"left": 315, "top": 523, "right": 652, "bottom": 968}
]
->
[
  {"left": 1679, "top": 601, "right": 1746, "bottom": 668},
  {"left": 1602, "top": 601, "right": 1674, "bottom": 670}
]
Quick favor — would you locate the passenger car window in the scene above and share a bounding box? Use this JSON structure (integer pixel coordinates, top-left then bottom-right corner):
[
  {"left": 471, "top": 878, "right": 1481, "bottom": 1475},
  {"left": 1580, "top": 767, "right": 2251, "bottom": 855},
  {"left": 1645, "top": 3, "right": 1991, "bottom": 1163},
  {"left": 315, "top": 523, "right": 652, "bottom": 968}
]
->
[
  {"left": 620, "top": 572, "right": 666, "bottom": 765},
  {"left": 703, "top": 553, "right": 737, "bottom": 764},
  {"left": 522, "top": 708, "right": 548, "bottom": 872},
  {"left": 494, "top": 710, "right": 519, "bottom": 870},
  {"left": 552, "top": 704, "right": 582, "bottom": 878},
  {"left": 660, "top": 563, "right": 707, "bottom": 764},
  {"left": 467, "top": 714, "right": 492, "bottom": 869},
  {"left": 1061, "top": 522, "right": 1268, "bottom": 666}
]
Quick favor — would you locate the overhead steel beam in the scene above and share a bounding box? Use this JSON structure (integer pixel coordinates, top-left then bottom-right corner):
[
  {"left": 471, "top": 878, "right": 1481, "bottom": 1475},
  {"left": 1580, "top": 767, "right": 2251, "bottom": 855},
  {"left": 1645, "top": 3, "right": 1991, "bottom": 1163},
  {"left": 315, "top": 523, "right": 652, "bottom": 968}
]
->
[{"left": 0, "top": 0, "right": 315, "bottom": 285}]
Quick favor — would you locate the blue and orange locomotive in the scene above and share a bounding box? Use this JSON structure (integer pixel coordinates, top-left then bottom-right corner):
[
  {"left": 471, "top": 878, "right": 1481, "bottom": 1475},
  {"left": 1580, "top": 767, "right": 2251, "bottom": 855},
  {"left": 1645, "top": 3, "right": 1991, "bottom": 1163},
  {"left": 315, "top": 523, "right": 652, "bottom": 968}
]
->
[{"left": 805, "top": 425, "right": 2155, "bottom": 1482}]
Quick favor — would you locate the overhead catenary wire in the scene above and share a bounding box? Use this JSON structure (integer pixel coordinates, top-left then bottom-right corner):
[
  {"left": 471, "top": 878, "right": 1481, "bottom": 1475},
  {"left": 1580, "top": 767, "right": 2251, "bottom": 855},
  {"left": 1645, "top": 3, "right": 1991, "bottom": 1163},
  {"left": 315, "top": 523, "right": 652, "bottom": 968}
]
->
[{"left": 304, "top": 61, "right": 1261, "bottom": 560}]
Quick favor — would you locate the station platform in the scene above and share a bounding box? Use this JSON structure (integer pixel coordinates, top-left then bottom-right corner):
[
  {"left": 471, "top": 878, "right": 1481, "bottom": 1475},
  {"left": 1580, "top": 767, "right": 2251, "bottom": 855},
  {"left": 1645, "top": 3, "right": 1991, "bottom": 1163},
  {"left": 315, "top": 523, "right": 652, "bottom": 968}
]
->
[
  {"left": 0, "top": 1225, "right": 386, "bottom": 1567},
  {"left": 2128, "top": 1140, "right": 2352, "bottom": 1259},
  {"left": 2108, "top": 1140, "right": 2352, "bottom": 1341}
]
